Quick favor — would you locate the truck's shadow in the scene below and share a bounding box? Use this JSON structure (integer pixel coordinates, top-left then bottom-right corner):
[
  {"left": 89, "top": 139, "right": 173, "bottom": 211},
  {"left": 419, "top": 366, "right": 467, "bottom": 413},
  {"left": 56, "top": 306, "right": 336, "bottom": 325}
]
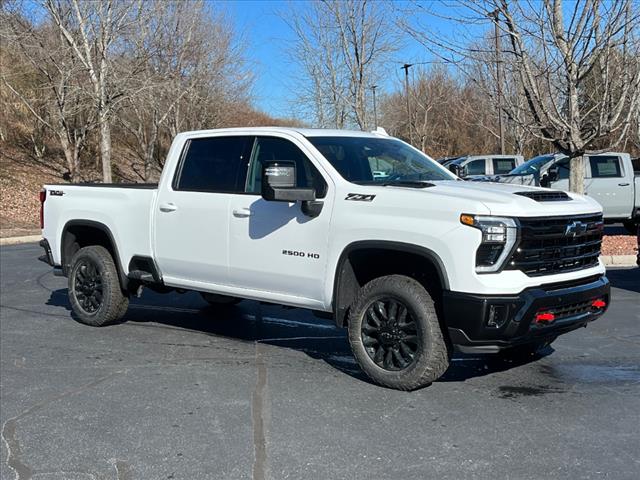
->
[
  {"left": 605, "top": 267, "right": 640, "bottom": 294},
  {"left": 47, "top": 288, "right": 550, "bottom": 387}
]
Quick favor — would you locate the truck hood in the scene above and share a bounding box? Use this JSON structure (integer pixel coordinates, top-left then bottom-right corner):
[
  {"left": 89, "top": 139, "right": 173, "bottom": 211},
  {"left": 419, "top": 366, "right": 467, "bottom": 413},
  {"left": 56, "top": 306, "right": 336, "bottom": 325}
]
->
[{"left": 421, "top": 180, "right": 601, "bottom": 217}]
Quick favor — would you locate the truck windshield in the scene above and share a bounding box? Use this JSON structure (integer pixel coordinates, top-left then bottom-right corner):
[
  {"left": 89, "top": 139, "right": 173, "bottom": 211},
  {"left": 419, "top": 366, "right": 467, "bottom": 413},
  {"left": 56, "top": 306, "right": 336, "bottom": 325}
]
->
[
  {"left": 510, "top": 154, "right": 555, "bottom": 175},
  {"left": 307, "top": 136, "right": 455, "bottom": 184}
]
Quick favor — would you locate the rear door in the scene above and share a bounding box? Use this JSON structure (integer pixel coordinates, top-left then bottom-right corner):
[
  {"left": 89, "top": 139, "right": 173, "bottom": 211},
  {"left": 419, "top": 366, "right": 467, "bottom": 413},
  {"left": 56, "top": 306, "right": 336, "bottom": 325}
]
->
[
  {"left": 154, "top": 135, "right": 253, "bottom": 285},
  {"left": 491, "top": 157, "right": 518, "bottom": 175},
  {"left": 585, "top": 155, "right": 632, "bottom": 218}
]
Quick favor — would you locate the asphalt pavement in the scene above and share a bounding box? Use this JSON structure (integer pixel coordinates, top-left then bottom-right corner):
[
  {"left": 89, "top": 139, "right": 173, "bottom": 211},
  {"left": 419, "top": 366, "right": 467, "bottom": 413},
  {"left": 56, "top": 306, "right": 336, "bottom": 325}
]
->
[{"left": 1, "top": 243, "right": 639, "bottom": 480}]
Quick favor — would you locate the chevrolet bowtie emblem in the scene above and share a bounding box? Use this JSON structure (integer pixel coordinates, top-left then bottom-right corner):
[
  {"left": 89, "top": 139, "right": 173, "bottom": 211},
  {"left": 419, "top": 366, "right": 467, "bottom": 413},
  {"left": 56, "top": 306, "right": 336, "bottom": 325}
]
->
[{"left": 565, "top": 220, "right": 587, "bottom": 237}]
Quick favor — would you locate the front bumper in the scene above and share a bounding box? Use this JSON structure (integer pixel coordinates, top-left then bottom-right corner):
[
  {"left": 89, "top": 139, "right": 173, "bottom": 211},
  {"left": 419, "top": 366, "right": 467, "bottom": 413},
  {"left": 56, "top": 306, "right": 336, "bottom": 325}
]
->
[{"left": 443, "top": 275, "right": 610, "bottom": 352}]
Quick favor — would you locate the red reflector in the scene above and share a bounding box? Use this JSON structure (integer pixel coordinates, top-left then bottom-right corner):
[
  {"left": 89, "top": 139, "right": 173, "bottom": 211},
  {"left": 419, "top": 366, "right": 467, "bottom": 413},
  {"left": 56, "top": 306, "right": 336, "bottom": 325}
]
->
[
  {"left": 39, "top": 189, "right": 46, "bottom": 229},
  {"left": 591, "top": 299, "right": 606, "bottom": 308},
  {"left": 535, "top": 312, "right": 555, "bottom": 323}
]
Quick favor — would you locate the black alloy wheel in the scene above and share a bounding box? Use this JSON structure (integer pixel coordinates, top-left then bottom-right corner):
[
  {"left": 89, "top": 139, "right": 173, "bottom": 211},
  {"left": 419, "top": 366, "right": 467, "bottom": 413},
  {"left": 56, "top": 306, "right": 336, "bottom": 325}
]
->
[
  {"left": 68, "top": 245, "right": 129, "bottom": 326},
  {"left": 73, "top": 259, "right": 104, "bottom": 314},
  {"left": 347, "top": 275, "right": 450, "bottom": 390},
  {"left": 361, "top": 297, "right": 419, "bottom": 371}
]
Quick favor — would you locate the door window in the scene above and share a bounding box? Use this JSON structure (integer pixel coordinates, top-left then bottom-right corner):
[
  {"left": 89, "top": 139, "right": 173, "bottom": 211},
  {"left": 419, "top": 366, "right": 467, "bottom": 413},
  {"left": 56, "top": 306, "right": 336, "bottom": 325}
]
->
[
  {"left": 245, "top": 136, "right": 327, "bottom": 197},
  {"left": 589, "top": 156, "right": 622, "bottom": 178},
  {"left": 492, "top": 158, "right": 516, "bottom": 174},
  {"left": 555, "top": 158, "right": 571, "bottom": 180},
  {"left": 464, "top": 159, "right": 486, "bottom": 175},
  {"left": 174, "top": 136, "right": 252, "bottom": 192}
]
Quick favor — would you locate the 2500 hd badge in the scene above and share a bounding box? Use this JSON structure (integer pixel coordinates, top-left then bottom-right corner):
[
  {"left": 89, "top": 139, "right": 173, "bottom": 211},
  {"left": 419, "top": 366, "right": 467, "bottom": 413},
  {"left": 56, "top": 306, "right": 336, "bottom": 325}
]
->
[{"left": 282, "top": 249, "right": 320, "bottom": 259}]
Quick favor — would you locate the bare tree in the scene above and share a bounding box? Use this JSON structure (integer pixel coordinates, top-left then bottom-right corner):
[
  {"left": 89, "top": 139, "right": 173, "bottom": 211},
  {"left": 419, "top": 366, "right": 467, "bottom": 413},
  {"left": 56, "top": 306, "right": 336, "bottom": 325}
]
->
[
  {"left": 285, "top": 0, "right": 398, "bottom": 130},
  {"left": 380, "top": 67, "right": 498, "bottom": 158},
  {"left": 45, "top": 0, "right": 146, "bottom": 183},
  {"left": 1, "top": 6, "right": 95, "bottom": 180},
  {"left": 115, "top": 0, "right": 251, "bottom": 180},
  {"left": 402, "top": 0, "right": 640, "bottom": 193}
]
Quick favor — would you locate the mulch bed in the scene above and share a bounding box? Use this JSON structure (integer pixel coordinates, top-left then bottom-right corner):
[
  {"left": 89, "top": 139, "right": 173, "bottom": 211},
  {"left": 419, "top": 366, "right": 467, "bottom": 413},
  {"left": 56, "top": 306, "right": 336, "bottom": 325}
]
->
[{"left": 602, "top": 234, "right": 638, "bottom": 256}]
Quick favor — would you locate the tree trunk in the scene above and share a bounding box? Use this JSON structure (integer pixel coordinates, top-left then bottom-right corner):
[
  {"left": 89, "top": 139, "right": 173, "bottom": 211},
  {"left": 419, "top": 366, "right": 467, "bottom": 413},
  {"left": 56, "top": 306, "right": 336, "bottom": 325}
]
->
[
  {"left": 58, "top": 129, "right": 79, "bottom": 181},
  {"left": 99, "top": 113, "right": 113, "bottom": 183},
  {"left": 569, "top": 155, "right": 585, "bottom": 194}
]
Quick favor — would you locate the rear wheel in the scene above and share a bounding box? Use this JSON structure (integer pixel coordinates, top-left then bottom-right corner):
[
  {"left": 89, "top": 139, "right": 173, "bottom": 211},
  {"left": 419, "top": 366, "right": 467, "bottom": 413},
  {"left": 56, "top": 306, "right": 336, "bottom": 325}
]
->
[
  {"left": 68, "top": 245, "right": 129, "bottom": 326},
  {"left": 200, "top": 292, "right": 241, "bottom": 306},
  {"left": 347, "top": 275, "right": 449, "bottom": 390}
]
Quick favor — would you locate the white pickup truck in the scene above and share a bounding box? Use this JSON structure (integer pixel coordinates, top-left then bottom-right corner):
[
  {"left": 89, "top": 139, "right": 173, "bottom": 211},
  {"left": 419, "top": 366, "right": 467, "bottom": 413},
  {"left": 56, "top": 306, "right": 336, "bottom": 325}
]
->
[
  {"left": 474, "top": 152, "right": 640, "bottom": 233},
  {"left": 39, "top": 127, "right": 610, "bottom": 390}
]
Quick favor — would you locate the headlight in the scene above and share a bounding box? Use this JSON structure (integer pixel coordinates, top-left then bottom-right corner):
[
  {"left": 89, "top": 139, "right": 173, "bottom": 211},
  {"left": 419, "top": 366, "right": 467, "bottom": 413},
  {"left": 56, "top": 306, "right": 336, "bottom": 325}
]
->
[{"left": 460, "top": 214, "right": 518, "bottom": 273}]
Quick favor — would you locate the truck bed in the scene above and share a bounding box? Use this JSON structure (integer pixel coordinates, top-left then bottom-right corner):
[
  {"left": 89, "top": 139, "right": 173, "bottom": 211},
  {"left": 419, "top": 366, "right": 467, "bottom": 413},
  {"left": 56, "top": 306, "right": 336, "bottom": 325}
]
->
[{"left": 42, "top": 183, "right": 158, "bottom": 272}]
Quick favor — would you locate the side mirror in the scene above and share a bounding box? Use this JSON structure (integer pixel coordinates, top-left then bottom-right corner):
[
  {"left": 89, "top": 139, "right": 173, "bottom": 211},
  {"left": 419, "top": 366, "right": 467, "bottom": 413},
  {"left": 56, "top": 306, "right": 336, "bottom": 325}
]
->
[
  {"left": 261, "top": 162, "right": 321, "bottom": 216},
  {"left": 449, "top": 163, "right": 465, "bottom": 178},
  {"left": 547, "top": 165, "right": 559, "bottom": 182}
]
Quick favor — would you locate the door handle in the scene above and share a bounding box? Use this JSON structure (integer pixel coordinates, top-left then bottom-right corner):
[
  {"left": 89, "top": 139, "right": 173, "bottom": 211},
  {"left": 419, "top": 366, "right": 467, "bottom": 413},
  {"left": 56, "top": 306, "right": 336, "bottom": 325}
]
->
[
  {"left": 232, "top": 208, "right": 253, "bottom": 218},
  {"left": 159, "top": 202, "right": 178, "bottom": 212},
  {"left": 618, "top": 183, "right": 630, "bottom": 186}
]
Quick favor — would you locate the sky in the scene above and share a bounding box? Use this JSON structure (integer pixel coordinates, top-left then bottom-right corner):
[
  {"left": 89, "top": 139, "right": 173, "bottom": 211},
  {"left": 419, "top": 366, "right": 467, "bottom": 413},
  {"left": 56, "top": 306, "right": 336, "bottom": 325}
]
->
[{"left": 224, "top": 0, "right": 466, "bottom": 120}]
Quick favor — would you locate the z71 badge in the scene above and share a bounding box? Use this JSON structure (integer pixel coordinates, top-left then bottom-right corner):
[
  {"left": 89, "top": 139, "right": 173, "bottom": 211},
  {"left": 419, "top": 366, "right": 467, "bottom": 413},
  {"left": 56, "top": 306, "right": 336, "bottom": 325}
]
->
[
  {"left": 345, "top": 193, "right": 375, "bottom": 202},
  {"left": 49, "top": 190, "right": 65, "bottom": 196}
]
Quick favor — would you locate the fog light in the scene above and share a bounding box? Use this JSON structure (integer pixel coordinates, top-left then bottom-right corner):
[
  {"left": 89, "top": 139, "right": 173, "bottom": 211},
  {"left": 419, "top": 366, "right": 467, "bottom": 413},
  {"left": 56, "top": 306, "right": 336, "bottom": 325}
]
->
[
  {"left": 535, "top": 312, "right": 555, "bottom": 324},
  {"left": 487, "top": 304, "right": 507, "bottom": 328}
]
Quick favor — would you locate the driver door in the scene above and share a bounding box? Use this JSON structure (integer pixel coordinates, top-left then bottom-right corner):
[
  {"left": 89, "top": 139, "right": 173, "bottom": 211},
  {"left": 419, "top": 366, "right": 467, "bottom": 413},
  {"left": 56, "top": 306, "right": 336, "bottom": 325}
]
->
[{"left": 227, "top": 136, "right": 334, "bottom": 304}]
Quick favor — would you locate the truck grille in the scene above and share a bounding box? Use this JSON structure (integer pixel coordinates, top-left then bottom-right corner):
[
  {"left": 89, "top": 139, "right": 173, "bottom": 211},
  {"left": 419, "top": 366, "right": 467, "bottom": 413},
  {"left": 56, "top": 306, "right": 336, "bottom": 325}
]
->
[
  {"left": 507, "top": 214, "right": 603, "bottom": 276},
  {"left": 548, "top": 299, "right": 598, "bottom": 320}
]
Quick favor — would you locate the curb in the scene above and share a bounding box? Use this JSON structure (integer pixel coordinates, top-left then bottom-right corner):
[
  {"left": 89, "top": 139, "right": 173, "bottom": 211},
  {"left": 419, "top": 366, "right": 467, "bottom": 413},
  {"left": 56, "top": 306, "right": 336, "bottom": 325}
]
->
[
  {"left": 0, "top": 235, "right": 637, "bottom": 266},
  {"left": 0, "top": 235, "right": 42, "bottom": 246},
  {"left": 601, "top": 255, "right": 638, "bottom": 267}
]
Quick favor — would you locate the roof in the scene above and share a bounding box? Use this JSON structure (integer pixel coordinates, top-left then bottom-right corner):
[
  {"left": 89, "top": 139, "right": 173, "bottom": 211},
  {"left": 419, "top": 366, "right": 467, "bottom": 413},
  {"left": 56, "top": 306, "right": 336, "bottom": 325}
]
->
[{"left": 178, "top": 126, "right": 387, "bottom": 139}]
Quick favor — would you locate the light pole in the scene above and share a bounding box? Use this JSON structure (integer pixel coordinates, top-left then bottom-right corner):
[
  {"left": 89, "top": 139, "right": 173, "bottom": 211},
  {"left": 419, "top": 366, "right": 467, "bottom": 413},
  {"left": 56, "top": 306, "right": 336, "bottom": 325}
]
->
[
  {"left": 371, "top": 85, "right": 378, "bottom": 129},
  {"left": 401, "top": 63, "right": 413, "bottom": 144},
  {"left": 489, "top": 9, "right": 505, "bottom": 154}
]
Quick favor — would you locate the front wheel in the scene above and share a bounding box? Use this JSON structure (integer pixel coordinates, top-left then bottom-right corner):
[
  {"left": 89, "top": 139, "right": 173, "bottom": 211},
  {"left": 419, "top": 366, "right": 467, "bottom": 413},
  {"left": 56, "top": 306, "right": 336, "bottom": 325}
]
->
[
  {"left": 347, "top": 275, "right": 449, "bottom": 390},
  {"left": 68, "top": 245, "right": 129, "bottom": 326}
]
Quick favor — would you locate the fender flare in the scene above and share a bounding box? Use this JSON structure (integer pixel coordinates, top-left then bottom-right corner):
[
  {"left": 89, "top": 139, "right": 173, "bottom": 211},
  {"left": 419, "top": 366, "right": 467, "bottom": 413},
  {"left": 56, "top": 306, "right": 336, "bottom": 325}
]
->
[
  {"left": 61, "top": 219, "right": 128, "bottom": 289},
  {"left": 331, "top": 240, "right": 450, "bottom": 326}
]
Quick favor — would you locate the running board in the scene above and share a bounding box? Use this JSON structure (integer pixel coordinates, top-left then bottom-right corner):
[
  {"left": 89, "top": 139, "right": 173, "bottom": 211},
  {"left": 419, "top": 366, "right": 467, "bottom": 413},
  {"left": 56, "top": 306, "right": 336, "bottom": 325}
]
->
[{"left": 127, "top": 270, "right": 155, "bottom": 282}]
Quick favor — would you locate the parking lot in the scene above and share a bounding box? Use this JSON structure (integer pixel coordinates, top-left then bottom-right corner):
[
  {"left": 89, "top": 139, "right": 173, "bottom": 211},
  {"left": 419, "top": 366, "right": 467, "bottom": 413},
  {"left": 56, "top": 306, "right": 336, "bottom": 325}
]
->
[{"left": 1, "top": 243, "right": 639, "bottom": 479}]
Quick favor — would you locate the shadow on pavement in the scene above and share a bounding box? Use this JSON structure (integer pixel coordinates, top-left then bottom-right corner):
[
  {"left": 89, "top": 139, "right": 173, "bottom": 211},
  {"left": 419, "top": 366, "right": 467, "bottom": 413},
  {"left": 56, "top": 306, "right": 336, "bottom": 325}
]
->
[
  {"left": 46, "top": 288, "right": 549, "bottom": 388},
  {"left": 606, "top": 267, "right": 640, "bottom": 294},
  {"left": 603, "top": 225, "right": 631, "bottom": 236}
]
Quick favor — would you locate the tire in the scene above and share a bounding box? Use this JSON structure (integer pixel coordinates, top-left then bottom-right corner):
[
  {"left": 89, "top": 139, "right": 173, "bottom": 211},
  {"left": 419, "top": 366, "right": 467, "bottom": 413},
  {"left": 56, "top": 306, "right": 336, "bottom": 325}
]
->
[
  {"left": 200, "top": 292, "right": 241, "bottom": 306},
  {"left": 622, "top": 220, "right": 638, "bottom": 236},
  {"left": 68, "top": 245, "right": 129, "bottom": 327},
  {"left": 347, "top": 275, "right": 449, "bottom": 390}
]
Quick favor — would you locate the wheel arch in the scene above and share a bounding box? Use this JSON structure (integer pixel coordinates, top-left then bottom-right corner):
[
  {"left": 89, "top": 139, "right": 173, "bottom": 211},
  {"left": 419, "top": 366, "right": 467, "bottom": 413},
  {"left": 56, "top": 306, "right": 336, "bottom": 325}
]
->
[
  {"left": 331, "top": 241, "right": 450, "bottom": 328},
  {"left": 61, "top": 220, "right": 128, "bottom": 290}
]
